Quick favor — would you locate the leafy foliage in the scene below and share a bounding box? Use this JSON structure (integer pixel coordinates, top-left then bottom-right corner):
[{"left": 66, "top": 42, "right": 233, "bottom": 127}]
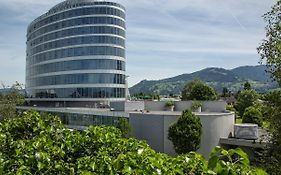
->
[
  {"left": 0, "top": 111, "right": 266, "bottom": 174},
  {"left": 258, "top": 1, "right": 281, "bottom": 86},
  {"left": 222, "top": 87, "right": 229, "bottom": 97},
  {"left": 165, "top": 101, "right": 175, "bottom": 107},
  {"left": 168, "top": 110, "right": 202, "bottom": 154},
  {"left": 259, "top": 90, "right": 281, "bottom": 174},
  {"left": 208, "top": 146, "right": 266, "bottom": 175},
  {"left": 235, "top": 90, "right": 259, "bottom": 116},
  {"left": 182, "top": 80, "right": 217, "bottom": 101},
  {"left": 115, "top": 117, "right": 131, "bottom": 138},
  {"left": 181, "top": 79, "right": 203, "bottom": 100},
  {"left": 257, "top": 1, "right": 281, "bottom": 174},
  {"left": 227, "top": 104, "right": 239, "bottom": 117},
  {"left": 191, "top": 101, "right": 202, "bottom": 111},
  {"left": 242, "top": 106, "right": 263, "bottom": 126},
  {"left": 244, "top": 81, "right": 252, "bottom": 90},
  {"left": 0, "top": 82, "right": 24, "bottom": 120}
]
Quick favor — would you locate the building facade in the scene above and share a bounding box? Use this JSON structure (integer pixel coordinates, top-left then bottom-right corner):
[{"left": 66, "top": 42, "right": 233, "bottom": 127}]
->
[{"left": 25, "top": 0, "right": 126, "bottom": 107}]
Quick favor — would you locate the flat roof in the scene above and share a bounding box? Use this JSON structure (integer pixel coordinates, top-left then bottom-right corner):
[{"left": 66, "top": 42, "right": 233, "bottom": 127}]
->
[
  {"left": 220, "top": 138, "right": 266, "bottom": 148},
  {"left": 17, "top": 106, "right": 233, "bottom": 118},
  {"left": 129, "top": 110, "right": 233, "bottom": 116},
  {"left": 17, "top": 106, "right": 129, "bottom": 117}
]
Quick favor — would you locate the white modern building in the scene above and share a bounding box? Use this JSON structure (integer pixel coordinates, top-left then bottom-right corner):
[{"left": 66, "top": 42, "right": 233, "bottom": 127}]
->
[{"left": 25, "top": 0, "right": 126, "bottom": 107}]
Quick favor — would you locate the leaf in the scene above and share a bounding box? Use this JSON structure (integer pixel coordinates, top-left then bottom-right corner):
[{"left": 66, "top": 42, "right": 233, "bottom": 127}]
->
[
  {"left": 255, "top": 168, "right": 268, "bottom": 175},
  {"left": 232, "top": 148, "right": 250, "bottom": 166},
  {"left": 37, "top": 162, "right": 45, "bottom": 170},
  {"left": 208, "top": 156, "right": 218, "bottom": 170},
  {"left": 81, "top": 171, "right": 95, "bottom": 175},
  {"left": 221, "top": 150, "right": 229, "bottom": 157},
  {"left": 210, "top": 146, "right": 223, "bottom": 157}
]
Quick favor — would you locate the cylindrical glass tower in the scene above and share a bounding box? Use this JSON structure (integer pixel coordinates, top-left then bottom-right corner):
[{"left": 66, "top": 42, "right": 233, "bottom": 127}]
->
[{"left": 25, "top": 0, "right": 126, "bottom": 106}]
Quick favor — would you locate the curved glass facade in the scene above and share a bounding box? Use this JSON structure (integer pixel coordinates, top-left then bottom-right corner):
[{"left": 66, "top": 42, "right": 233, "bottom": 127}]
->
[
  {"left": 29, "top": 88, "right": 125, "bottom": 98},
  {"left": 27, "top": 73, "right": 126, "bottom": 87},
  {"left": 26, "top": 0, "right": 126, "bottom": 101},
  {"left": 27, "top": 59, "right": 125, "bottom": 76},
  {"left": 29, "top": 26, "right": 125, "bottom": 47}
]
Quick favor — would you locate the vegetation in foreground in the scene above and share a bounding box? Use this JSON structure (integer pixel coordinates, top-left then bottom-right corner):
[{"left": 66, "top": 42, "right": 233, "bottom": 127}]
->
[{"left": 0, "top": 111, "right": 266, "bottom": 174}]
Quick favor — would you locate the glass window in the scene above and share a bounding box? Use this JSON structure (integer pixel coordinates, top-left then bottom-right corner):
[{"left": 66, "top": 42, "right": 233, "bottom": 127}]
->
[
  {"left": 27, "top": 73, "right": 126, "bottom": 87},
  {"left": 28, "top": 16, "right": 125, "bottom": 40},
  {"left": 30, "top": 35, "right": 125, "bottom": 55},
  {"left": 29, "top": 26, "right": 125, "bottom": 47},
  {"left": 29, "top": 46, "right": 124, "bottom": 64}
]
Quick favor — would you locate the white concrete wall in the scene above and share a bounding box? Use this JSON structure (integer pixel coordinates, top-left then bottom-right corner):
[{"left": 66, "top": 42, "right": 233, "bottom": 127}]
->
[
  {"left": 201, "top": 101, "right": 227, "bottom": 112},
  {"left": 130, "top": 112, "right": 234, "bottom": 158},
  {"left": 111, "top": 101, "right": 226, "bottom": 112},
  {"left": 174, "top": 101, "right": 192, "bottom": 111},
  {"left": 110, "top": 101, "right": 125, "bottom": 111},
  {"left": 144, "top": 101, "right": 227, "bottom": 112},
  {"left": 130, "top": 113, "right": 164, "bottom": 151},
  {"left": 193, "top": 113, "right": 234, "bottom": 158},
  {"left": 125, "top": 101, "right": 145, "bottom": 111},
  {"left": 144, "top": 101, "right": 167, "bottom": 111},
  {"left": 163, "top": 115, "right": 177, "bottom": 156},
  {"left": 110, "top": 101, "right": 145, "bottom": 111}
]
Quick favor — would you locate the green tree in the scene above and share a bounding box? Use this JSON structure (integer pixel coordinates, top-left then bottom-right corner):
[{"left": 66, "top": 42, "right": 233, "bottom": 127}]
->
[
  {"left": 0, "top": 82, "right": 24, "bottom": 120},
  {"left": 259, "top": 90, "right": 281, "bottom": 174},
  {"left": 235, "top": 90, "right": 259, "bottom": 117},
  {"left": 182, "top": 80, "right": 217, "bottom": 101},
  {"left": 139, "top": 92, "right": 145, "bottom": 99},
  {"left": 242, "top": 106, "right": 263, "bottom": 126},
  {"left": 258, "top": 1, "right": 281, "bottom": 86},
  {"left": 115, "top": 117, "right": 131, "bottom": 137},
  {"left": 244, "top": 81, "right": 252, "bottom": 90},
  {"left": 222, "top": 87, "right": 229, "bottom": 97},
  {"left": 181, "top": 79, "right": 203, "bottom": 100},
  {"left": 151, "top": 92, "right": 160, "bottom": 101},
  {"left": 257, "top": 1, "right": 281, "bottom": 173},
  {"left": 168, "top": 110, "right": 202, "bottom": 154}
]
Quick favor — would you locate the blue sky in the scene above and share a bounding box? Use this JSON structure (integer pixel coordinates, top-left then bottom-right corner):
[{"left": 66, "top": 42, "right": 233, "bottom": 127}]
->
[{"left": 0, "top": 0, "right": 276, "bottom": 87}]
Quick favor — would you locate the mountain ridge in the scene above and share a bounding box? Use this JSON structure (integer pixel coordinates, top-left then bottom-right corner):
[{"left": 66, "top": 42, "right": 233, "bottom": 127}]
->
[{"left": 129, "top": 65, "right": 278, "bottom": 95}]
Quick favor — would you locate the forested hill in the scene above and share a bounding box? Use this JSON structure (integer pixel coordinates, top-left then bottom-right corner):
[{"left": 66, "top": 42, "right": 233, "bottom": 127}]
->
[{"left": 129, "top": 65, "right": 278, "bottom": 95}]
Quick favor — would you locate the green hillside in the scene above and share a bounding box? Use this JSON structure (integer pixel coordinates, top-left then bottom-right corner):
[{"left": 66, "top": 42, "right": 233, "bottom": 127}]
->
[{"left": 129, "top": 65, "right": 278, "bottom": 95}]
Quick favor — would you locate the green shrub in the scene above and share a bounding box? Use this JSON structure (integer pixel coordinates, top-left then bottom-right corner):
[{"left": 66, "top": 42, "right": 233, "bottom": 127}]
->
[
  {"left": 165, "top": 101, "right": 175, "bottom": 107},
  {"left": 235, "top": 90, "right": 259, "bottom": 116},
  {"left": 227, "top": 104, "right": 240, "bottom": 119},
  {"left": 168, "top": 110, "right": 202, "bottom": 154},
  {"left": 227, "top": 104, "right": 237, "bottom": 112},
  {"left": 242, "top": 106, "right": 263, "bottom": 126},
  {"left": 191, "top": 101, "right": 202, "bottom": 111}
]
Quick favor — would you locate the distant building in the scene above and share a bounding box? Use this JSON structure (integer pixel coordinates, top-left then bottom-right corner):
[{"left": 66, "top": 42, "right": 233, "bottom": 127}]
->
[{"left": 25, "top": 0, "right": 126, "bottom": 107}]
